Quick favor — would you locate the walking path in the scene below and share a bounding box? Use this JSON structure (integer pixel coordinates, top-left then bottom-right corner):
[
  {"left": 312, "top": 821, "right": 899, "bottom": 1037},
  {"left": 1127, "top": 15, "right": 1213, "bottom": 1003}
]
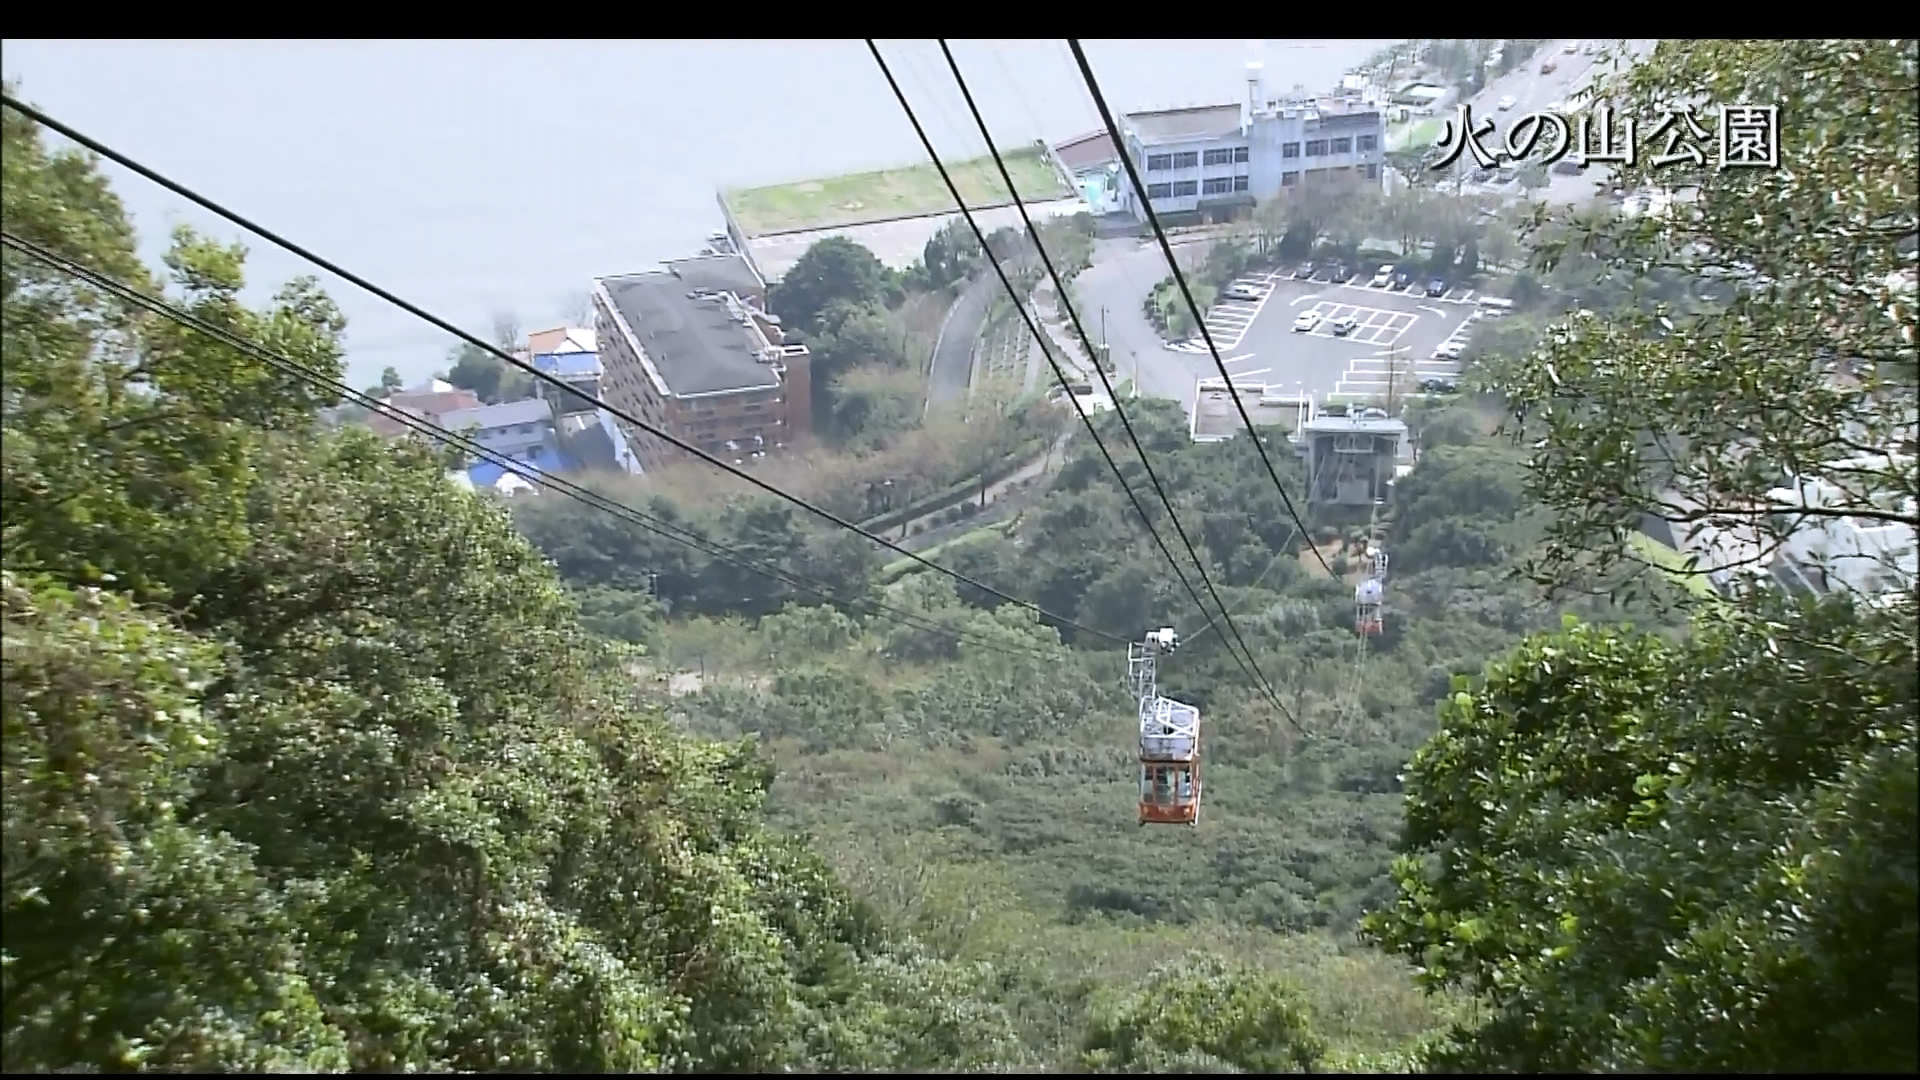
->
[
  {"left": 894, "top": 432, "right": 1072, "bottom": 543},
  {"left": 1023, "top": 279, "right": 1099, "bottom": 392}
]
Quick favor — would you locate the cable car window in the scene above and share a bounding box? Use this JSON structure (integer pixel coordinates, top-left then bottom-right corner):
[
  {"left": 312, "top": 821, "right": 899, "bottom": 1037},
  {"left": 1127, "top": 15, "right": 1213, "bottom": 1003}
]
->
[
  {"left": 1139, "top": 766, "right": 1155, "bottom": 800},
  {"left": 1177, "top": 769, "right": 1194, "bottom": 801},
  {"left": 1152, "top": 767, "right": 1173, "bottom": 804}
]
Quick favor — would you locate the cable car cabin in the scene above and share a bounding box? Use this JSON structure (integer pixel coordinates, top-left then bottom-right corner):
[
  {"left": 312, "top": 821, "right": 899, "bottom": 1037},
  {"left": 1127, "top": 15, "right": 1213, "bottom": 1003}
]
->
[
  {"left": 1139, "top": 761, "right": 1201, "bottom": 825},
  {"left": 1138, "top": 696, "right": 1202, "bottom": 826},
  {"left": 1354, "top": 578, "right": 1385, "bottom": 637}
]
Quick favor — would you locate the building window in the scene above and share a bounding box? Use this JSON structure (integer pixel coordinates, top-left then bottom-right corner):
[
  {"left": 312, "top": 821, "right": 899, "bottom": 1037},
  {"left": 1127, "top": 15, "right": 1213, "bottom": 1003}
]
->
[
  {"left": 1282, "top": 170, "right": 1300, "bottom": 187},
  {"left": 1147, "top": 182, "right": 1173, "bottom": 199},
  {"left": 1304, "top": 139, "right": 1328, "bottom": 157},
  {"left": 1331, "top": 136, "right": 1353, "bottom": 154},
  {"left": 1232, "top": 175, "right": 1249, "bottom": 192},
  {"left": 1171, "top": 180, "right": 1198, "bottom": 197},
  {"left": 1147, "top": 153, "right": 1172, "bottom": 171},
  {"left": 1357, "top": 133, "right": 1378, "bottom": 152},
  {"left": 1233, "top": 146, "right": 1250, "bottom": 163},
  {"left": 1202, "top": 147, "right": 1235, "bottom": 166},
  {"left": 1366, "top": 162, "right": 1380, "bottom": 180},
  {"left": 1282, "top": 141, "right": 1300, "bottom": 159},
  {"left": 1171, "top": 151, "right": 1199, "bottom": 169},
  {"left": 1202, "top": 176, "right": 1234, "bottom": 195}
]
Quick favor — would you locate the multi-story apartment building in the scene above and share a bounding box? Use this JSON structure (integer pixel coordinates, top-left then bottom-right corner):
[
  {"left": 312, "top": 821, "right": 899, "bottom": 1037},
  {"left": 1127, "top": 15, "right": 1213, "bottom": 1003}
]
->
[
  {"left": 1113, "top": 62, "right": 1386, "bottom": 223},
  {"left": 591, "top": 253, "right": 811, "bottom": 472}
]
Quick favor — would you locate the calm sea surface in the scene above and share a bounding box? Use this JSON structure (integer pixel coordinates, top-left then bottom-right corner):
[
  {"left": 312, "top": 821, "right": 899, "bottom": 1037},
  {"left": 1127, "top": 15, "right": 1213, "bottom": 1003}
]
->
[{"left": 3, "top": 39, "right": 1390, "bottom": 383}]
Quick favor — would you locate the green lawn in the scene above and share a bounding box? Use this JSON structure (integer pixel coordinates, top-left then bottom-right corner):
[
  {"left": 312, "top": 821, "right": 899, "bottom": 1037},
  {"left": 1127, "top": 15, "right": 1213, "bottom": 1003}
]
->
[
  {"left": 1627, "top": 531, "right": 1722, "bottom": 600},
  {"left": 724, "top": 148, "right": 1071, "bottom": 235},
  {"left": 881, "top": 518, "right": 1012, "bottom": 580},
  {"left": 1387, "top": 117, "right": 1444, "bottom": 153}
]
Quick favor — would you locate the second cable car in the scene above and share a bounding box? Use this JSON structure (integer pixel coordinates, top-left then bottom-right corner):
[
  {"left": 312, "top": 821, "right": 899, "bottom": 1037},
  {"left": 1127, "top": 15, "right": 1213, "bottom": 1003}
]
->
[{"left": 1354, "top": 577, "right": 1384, "bottom": 637}]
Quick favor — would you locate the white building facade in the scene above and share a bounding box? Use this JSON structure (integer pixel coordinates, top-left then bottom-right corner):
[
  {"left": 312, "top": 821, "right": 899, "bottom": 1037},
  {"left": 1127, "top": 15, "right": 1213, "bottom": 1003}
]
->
[
  {"left": 1766, "top": 459, "right": 1917, "bottom": 600},
  {"left": 1114, "top": 62, "right": 1386, "bottom": 223}
]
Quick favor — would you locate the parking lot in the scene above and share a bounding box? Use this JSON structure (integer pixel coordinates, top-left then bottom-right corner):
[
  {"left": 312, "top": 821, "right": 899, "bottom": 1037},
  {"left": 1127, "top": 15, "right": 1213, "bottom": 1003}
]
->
[
  {"left": 1193, "top": 273, "right": 1475, "bottom": 400},
  {"left": 1167, "top": 270, "right": 1287, "bottom": 355},
  {"left": 1294, "top": 301, "right": 1419, "bottom": 347}
]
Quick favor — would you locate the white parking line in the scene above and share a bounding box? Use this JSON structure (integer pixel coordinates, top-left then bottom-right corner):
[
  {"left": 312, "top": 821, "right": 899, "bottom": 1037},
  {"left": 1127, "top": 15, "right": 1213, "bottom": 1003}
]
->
[{"left": 1298, "top": 301, "right": 1419, "bottom": 347}]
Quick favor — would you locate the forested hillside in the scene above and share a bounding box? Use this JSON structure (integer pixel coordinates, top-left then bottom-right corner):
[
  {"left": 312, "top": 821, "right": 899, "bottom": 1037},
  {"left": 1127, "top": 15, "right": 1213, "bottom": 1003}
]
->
[{"left": 4, "top": 38, "right": 1915, "bottom": 1074}]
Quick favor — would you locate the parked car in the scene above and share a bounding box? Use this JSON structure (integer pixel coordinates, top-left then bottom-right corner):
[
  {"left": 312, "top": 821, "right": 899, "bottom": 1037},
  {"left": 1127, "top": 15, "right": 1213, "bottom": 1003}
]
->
[
  {"left": 1292, "top": 310, "right": 1322, "bottom": 333},
  {"left": 1329, "top": 315, "right": 1358, "bottom": 336},
  {"left": 1420, "top": 377, "right": 1459, "bottom": 394},
  {"left": 1497, "top": 95, "right": 1517, "bottom": 111},
  {"left": 1425, "top": 278, "right": 1449, "bottom": 297},
  {"left": 1392, "top": 270, "right": 1414, "bottom": 289},
  {"left": 1564, "top": 40, "right": 1580, "bottom": 53},
  {"left": 1432, "top": 341, "right": 1466, "bottom": 361},
  {"left": 1294, "top": 261, "right": 1317, "bottom": 279},
  {"left": 1370, "top": 264, "right": 1396, "bottom": 288},
  {"left": 1552, "top": 158, "right": 1587, "bottom": 176},
  {"left": 1222, "top": 282, "right": 1261, "bottom": 302},
  {"left": 1330, "top": 264, "right": 1354, "bottom": 283}
]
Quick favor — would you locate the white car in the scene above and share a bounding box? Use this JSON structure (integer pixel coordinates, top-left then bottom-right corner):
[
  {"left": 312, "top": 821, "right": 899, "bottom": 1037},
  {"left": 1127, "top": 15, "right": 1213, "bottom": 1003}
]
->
[
  {"left": 1432, "top": 341, "right": 1466, "bottom": 361},
  {"left": 1497, "top": 95, "right": 1517, "bottom": 111},
  {"left": 1222, "top": 282, "right": 1261, "bottom": 302},
  {"left": 1329, "top": 315, "right": 1358, "bottom": 337},
  {"left": 1292, "top": 310, "right": 1321, "bottom": 333},
  {"left": 1370, "top": 264, "right": 1396, "bottom": 288},
  {"left": 1563, "top": 40, "right": 1579, "bottom": 53}
]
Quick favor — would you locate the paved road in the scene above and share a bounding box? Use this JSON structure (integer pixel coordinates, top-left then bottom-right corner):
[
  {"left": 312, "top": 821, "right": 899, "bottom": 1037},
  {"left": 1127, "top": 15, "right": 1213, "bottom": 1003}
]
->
[
  {"left": 1071, "top": 237, "right": 1209, "bottom": 407},
  {"left": 1437, "top": 38, "right": 1660, "bottom": 207},
  {"left": 926, "top": 274, "right": 996, "bottom": 412},
  {"left": 1066, "top": 42, "right": 1670, "bottom": 416}
]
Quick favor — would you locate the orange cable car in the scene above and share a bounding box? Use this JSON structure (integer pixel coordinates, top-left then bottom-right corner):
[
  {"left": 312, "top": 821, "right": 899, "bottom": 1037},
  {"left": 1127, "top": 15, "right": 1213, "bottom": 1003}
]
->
[{"left": 1138, "top": 696, "right": 1202, "bottom": 826}]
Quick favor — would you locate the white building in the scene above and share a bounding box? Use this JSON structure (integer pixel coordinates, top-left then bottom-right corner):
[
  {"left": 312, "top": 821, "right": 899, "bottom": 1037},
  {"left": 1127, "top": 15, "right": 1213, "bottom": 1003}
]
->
[
  {"left": 1765, "top": 459, "right": 1917, "bottom": 600},
  {"left": 438, "top": 397, "right": 557, "bottom": 466},
  {"left": 1104, "top": 62, "right": 1386, "bottom": 223}
]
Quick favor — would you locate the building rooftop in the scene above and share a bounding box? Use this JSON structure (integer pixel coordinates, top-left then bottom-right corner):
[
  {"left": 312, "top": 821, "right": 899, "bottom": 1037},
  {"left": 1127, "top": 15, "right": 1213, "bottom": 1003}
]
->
[
  {"left": 662, "top": 253, "right": 764, "bottom": 301},
  {"left": 721, "top": 145, "right": 1070, "bottom": 235},
  {"left": 526, "top": 326, "right": 596, "bottom": 356},
  {"left": 599, "top": 271, "right": 786, "bottom": 398},
  {"left": 441, "top": 397, "right": 555, "bottom": 431},
  {"left": 1189, "top": 381, "right": 1312, "bottom": 442},
  {"left": 1125, "top": 103, "right": 1244, "bottom": 142},
  {"left": 1301, "top": 413, "right": 1409, "bottom": 436},
  {"left": 1054, "top": 129, "right": 1119, "bottom": 174}
]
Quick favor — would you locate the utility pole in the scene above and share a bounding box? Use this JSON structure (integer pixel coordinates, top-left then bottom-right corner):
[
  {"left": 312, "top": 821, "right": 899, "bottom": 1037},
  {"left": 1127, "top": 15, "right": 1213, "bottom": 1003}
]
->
[{"left": 1386, "top": 345, "right": 1403, "bottom": 416}]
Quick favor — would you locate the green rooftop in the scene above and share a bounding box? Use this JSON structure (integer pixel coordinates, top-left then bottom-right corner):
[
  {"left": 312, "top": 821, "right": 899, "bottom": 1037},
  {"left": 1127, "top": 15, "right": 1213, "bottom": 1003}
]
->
[{"left": 722, "top": 146, "right": 1072, "bottom": 236}]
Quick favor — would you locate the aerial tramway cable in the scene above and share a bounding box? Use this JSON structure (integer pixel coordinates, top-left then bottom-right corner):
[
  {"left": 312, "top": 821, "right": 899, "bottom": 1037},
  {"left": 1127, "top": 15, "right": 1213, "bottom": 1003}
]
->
[
  {"left": 2, "top": 231, "right": 1066, "bottom": 664},
  {"left": 883, "top": 38, "right": 1296, "bottom": 722},
  {"left": 0, "top": 92, "right": 1131, "bottom": 647},
  {"left": 1063, "top": 40, "right": 1337, "bottom": 582}
]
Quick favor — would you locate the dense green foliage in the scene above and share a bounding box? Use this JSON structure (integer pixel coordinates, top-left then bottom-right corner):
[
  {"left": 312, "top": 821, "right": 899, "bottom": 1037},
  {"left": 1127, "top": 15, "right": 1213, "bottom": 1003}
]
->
[
  {"left": 0, "top": 95, "right": 1026, "bottom": 1074},
  {"left": 1365, "top": 37, "right": 1919, "bottom": 1073},
  {"left": 6, "top": 35, "right": 1914, "bottom": 1074}
]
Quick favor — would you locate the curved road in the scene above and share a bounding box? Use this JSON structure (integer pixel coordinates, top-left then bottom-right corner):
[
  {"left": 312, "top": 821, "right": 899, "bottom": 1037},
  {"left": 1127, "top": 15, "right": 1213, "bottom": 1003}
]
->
[
  {"left": 925, "top": 274, "right": 996, "bottom": 412},
  {"left": 1071, "top": 237, "right": 1212, "bottom": 407}
]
